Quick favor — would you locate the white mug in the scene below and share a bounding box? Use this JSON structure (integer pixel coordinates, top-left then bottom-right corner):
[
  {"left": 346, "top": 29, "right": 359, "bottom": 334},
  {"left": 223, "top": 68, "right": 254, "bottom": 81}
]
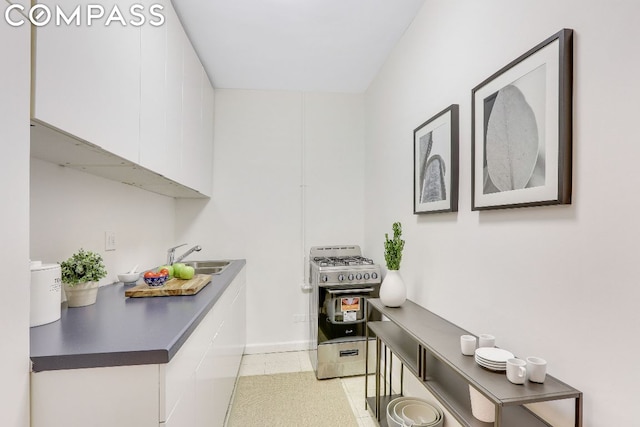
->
[
  {"left": 460, "top": 335, "right": 477, "bottom": 356},
  {"left": 506, "top": 358, "right": 527, "bottom": 384},
  {"left": 478, "top": 334, "right": 495, "bottom": 348},
  {"left": 526, "top": 356, "right": 547, "bottom": 383}
]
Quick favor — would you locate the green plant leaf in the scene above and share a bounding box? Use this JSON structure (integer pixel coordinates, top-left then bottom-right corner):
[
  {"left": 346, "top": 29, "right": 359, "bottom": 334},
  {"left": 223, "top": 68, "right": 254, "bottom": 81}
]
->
[
  {"left": 59, "top": 248, "right": 108, "bottom": 286},
  {"left": 384, "top": 222, "right": 405, "bottom": 270}
]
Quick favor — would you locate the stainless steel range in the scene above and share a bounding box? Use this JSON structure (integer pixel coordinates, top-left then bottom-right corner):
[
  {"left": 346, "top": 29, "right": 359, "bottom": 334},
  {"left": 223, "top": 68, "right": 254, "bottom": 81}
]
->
[{"left": 308, "top": 245, "right": 381, "bottom": 379}]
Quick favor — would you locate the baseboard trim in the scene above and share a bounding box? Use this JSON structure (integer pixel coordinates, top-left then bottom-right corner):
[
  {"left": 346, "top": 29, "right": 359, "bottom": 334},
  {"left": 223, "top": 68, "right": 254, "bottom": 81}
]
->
[{"left": 244, "top": 340, "right": 310, "bottom": 355}]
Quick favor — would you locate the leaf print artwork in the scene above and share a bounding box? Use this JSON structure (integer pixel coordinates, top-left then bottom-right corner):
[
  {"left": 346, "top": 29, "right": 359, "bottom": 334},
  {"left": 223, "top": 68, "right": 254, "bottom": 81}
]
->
[
  {"left": 471, "top": 29, "right": 572, "bottom": 210},
  {"left": 484, "top": 84, "right": 539, "bottom": 193}
]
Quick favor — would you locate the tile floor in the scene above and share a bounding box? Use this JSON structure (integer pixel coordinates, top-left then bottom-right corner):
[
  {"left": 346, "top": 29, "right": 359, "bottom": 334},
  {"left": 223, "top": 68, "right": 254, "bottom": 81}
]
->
[{"left": 236, "top": 350, "right": 379, "bottom": 427}]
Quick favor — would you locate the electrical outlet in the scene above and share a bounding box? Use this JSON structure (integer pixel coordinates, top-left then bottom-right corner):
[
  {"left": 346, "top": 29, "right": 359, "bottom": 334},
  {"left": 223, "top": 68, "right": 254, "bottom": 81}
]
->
[
  {"left": 293, "top": 314, "right": 307, "bottom": 323},
  {"left": 105, "top": 231, "right": 116, "bottom": 251}
]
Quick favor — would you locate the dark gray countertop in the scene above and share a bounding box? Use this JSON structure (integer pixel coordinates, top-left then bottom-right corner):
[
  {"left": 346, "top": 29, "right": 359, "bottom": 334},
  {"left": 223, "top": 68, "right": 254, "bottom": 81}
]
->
[{"left": 30, "top": 259, "right": 246, "bottom": 372}]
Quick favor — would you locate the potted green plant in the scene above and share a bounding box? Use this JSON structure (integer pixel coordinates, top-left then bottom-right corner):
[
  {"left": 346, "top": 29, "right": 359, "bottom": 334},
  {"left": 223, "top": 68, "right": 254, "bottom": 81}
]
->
[
  {"left": 380, "top": 222, "right": 406, "bottom": 307},
  {"left": 60, "top": 248, "right": 107, "bottom": 307}
]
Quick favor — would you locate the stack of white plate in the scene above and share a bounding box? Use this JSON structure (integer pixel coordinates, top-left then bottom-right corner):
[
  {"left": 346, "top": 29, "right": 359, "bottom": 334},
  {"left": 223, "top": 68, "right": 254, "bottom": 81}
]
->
[{"left": 474, "top": 347, "right": 514, "bottom": 371}]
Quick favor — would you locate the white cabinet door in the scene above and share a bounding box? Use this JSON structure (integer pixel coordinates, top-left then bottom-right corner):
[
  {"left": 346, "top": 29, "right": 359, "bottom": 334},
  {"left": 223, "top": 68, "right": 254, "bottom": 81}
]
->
[
  {"left": 140, "top": 8, "right": 169, "bottom": 176},
  {"left": 225, "top": 281, "right": 247, "bottom": 385},
  {"left": 199, "top": 71, "right": 215, "bottom": 196},
  {"left": 195, "top": 271, "right": 246, "bottom": 427},
  {"left": 163, "top": 4, "right": 185, "bottom": 185},
  {"left": 210, "top": 281, "right": 247, "bottom": 426},
  {"left": 31, "top": 365, "right": 159, "bottom": 427},
  {"left": 194, "top": 339, "right": 217, "bottom": 426},
  {"left": 180, "top": 38, "right": 205, "bottom": 192},
  {"left": 164, "top": 372, "right": 197, "bottom": 427},
  {"left": 32, "top": 0, "right": 141, "bottom": 163},
  {"left": 166, "top": 17, "right": 214, "bottom": 197}
]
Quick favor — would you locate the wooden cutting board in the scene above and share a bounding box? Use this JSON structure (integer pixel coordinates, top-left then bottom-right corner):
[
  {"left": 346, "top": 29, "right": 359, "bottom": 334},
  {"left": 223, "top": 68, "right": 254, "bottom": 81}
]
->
[{"left": 125, "top": 274, "right": 212, "bottom": 298}]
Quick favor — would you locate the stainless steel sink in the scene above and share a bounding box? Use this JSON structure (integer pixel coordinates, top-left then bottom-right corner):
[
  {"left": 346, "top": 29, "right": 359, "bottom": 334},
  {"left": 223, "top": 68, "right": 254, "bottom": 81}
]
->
[{"left": 183, "top": 260, "right": 231, "bottom": 275}]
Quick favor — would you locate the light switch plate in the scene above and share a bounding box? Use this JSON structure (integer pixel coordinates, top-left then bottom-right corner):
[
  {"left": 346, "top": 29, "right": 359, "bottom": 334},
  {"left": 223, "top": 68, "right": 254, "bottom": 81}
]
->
[{"left": 105, "top": 231, "right": 116, "bottom": 251}]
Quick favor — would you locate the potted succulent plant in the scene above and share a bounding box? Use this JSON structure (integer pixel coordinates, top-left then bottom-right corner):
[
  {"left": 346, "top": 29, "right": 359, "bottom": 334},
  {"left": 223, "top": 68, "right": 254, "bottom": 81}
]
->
[
  {"left": 380, "top": 222, "right": 407, "bottom": 307},
  {"left": 60, "top": 248, "right": 107, "bottom": 307}
]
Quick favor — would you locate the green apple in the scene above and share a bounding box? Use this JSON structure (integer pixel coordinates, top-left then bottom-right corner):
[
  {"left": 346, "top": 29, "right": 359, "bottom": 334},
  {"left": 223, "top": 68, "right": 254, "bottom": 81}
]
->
[
  {"left": 172, "top": 263, "right": 186, "bottom": 278},
  {"left": 157, "top": 265, "right": 174, "bottom": 278},
  {"left": 181, "top": 265, "right": 195, "bottom": 280}
]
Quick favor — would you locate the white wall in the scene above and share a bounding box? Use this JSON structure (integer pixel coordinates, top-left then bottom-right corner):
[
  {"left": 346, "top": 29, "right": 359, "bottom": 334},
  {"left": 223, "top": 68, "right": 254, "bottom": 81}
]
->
[
  {"left": 175, "top": 89, "right": 365, "bottom": 353},
  {"left": 30, "top": 158, "right": 177, "bottom": 284},
  {"left": 0, "top": 17, "right": 31, "bottom": 427},
  {"left": 363, "top": 1, "right": 640, "bottom": 426}
]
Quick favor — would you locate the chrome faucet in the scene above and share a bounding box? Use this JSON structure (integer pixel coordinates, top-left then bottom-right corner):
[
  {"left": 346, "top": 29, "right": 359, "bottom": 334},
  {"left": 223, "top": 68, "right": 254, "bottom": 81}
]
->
[{"left": 167, "top": 243, "right": 202, "bottom": 264}]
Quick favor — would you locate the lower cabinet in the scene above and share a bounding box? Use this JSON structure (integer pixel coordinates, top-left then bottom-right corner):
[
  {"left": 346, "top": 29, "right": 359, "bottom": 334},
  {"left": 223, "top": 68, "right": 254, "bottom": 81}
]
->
[
  {"left": 163, "top": 372, "right": 197, "bottom": 427},
  {"left": 31, "top": 269, "right": 246, "bottom": 427},
  {"left": 195, "top": 282, "right": 246, "bottom": 426}
]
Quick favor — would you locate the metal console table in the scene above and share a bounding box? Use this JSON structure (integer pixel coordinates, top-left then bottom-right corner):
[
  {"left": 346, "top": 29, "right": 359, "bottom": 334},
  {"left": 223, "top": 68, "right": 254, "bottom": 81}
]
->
[{"left": 365, "top": 298, "right": 582, "bottom": 427}]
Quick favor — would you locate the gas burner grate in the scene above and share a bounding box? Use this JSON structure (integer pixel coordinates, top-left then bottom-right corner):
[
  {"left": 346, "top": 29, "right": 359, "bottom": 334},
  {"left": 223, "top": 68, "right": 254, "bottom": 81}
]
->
[{"left": 313, "top": 256, "right": 374, "bottom": 267}]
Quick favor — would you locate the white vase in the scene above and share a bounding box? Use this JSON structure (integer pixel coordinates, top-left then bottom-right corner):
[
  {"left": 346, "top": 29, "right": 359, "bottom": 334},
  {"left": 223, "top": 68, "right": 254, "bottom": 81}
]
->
[
  {"left": 379, "top": 270, "right": 406, "bottom": 307},
  {"left": 63, "top": 281, "right": 99, "bottom": 307}
]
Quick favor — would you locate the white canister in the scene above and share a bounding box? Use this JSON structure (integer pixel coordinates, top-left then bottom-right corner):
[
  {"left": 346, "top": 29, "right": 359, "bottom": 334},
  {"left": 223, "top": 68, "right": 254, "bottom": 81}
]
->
[{"left": 30, "top": 261, "right": 62, "bottom": 327}]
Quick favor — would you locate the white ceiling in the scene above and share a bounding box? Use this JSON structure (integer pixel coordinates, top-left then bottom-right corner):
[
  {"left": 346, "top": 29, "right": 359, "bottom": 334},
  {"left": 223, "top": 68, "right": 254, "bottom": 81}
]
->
[{"left": 172, "top": 0, "right": 425, "bottom": 93}]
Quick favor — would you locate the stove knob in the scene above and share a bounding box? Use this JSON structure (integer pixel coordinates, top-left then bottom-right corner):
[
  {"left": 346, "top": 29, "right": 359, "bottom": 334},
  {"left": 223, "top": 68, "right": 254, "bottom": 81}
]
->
[
  {"left": 338, "top": 274, "right": 345, "bottom": 282},
  {"left": 348, "top": 274, "right": 354, "bottom": 281},
  {"left": 364, "top": 273, "right": 370, "bottom": 280},
  {"left": 371, "top": 272, "right": 378, "bottom": 280},
  {"left": 321, "top": 275, "right": 328, "bottom": 282},
  {"left": 356, "top": 273, "right": 362, "bottom": 280}
]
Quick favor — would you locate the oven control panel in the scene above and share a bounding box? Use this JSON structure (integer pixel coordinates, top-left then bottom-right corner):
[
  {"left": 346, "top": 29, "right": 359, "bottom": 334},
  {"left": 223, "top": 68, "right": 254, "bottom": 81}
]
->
[{"left": 316, "top": 268, "right": 381, "bottom": 287}]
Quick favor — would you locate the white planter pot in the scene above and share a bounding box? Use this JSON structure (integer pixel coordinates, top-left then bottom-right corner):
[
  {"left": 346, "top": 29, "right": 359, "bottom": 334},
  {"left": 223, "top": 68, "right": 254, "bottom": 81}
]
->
[
  {"left": 379, "top": 270, "right": 406, "bottom": 307},
  {"left": 63, "top": 281, "right": 99, "bottom": 307}
]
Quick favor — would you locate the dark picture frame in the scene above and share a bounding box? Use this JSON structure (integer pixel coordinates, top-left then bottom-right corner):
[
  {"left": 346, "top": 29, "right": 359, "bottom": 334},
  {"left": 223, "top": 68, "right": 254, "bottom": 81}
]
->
[
  {"left": 471, "top": 28, "right": 573, "bottom": 210},
  {"left": 413, "top": 104, "right": 459, "bottom": 214}
]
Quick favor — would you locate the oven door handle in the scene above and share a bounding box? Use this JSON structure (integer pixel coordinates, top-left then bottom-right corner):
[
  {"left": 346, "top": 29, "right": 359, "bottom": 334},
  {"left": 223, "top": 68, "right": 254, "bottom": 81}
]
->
[{"left": 326, "top": 288, "right": 375, "bottom": 295}]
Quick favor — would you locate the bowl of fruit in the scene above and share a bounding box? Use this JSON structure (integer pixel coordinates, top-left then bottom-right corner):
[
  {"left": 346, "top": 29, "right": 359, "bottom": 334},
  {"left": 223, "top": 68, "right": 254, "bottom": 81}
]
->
[{"left": 143, "top": 268, "right": 170, "bottom": 287}]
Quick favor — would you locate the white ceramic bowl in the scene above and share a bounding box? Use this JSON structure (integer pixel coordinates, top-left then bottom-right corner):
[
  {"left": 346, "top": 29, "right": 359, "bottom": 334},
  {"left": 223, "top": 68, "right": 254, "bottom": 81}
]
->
[
  {"left": 394, "top": 399, "right": 429, "bottom": 424},
  {"left": 387, "top": 397, "right": 445, "bottom": 427},
  {"left": 401, "top": 403, "right": 438, "bottom": 426},
  {"left": 387, "top": 397, "right": 421, "bottom": 427},
  {"left": 387, "top": 398, "right": 430, "bottom": 426},
  {"left": 117, "top": 272, "right": 140, "bottom": 283}
]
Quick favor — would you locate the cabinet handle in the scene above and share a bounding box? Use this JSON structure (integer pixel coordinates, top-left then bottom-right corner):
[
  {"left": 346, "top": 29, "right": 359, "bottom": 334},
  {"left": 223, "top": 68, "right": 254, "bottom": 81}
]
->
[{"left": 326, "top": 288, "right": 374, "bottom": 294}]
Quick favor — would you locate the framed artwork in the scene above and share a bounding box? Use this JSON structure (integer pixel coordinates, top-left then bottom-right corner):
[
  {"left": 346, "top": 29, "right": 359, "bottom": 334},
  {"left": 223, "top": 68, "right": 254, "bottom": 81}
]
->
[
  {"left": 413, "top": 104, "right": 459, "bottom": 214},
  {"left": 471, "top": 28, "right": 573, "bottom": 210}
]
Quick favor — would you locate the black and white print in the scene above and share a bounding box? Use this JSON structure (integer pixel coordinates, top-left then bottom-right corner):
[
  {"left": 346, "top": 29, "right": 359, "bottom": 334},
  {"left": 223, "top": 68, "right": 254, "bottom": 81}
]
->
[
  {"left": 472, "top": 28, "right": 573, "bottom": 210},
  {"left": 483, "top": 65, "right": 546, "bottom": 194},
  {"left": 414, "top": 105, "right": 459, "bottom": 214}
]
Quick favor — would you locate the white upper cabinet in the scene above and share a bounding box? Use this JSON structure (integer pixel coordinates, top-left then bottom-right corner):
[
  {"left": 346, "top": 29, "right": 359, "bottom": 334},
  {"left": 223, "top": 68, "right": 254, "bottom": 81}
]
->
[
  {"left": 32, "top": 0, "right": 214, "bottom": 198},
  {"left": 163, "top": 4, "right": 185, "bottom": 184},
  {"left": 32, "top": 0, "right": 141, "bottom": 163},
  {"left": 180, "top": 38, "right": 211, "bottom": 194},
  {"left": 150, "top": 3, "right": 213, "bottom": 197},
  {"left": 139, "top": 10, "right": 169, "bottom": 176},
  {"left": 199, "top": 72, "right": 215, "bottom": 196}
]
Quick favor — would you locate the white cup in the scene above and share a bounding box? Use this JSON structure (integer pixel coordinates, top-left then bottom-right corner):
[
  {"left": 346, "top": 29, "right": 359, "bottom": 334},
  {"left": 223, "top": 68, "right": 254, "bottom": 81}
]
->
[
  {"left": 478, "top": 334, "right": 495, "bottom": 348},
  {"left": 460, "top": 335, "right": 477, "bottom": 356},
  {"left": 506, "top": 358, "right": 527, "bottom": 384},
  {"left": 526, "top": 356, "right": 547, "bottom": 383}
]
